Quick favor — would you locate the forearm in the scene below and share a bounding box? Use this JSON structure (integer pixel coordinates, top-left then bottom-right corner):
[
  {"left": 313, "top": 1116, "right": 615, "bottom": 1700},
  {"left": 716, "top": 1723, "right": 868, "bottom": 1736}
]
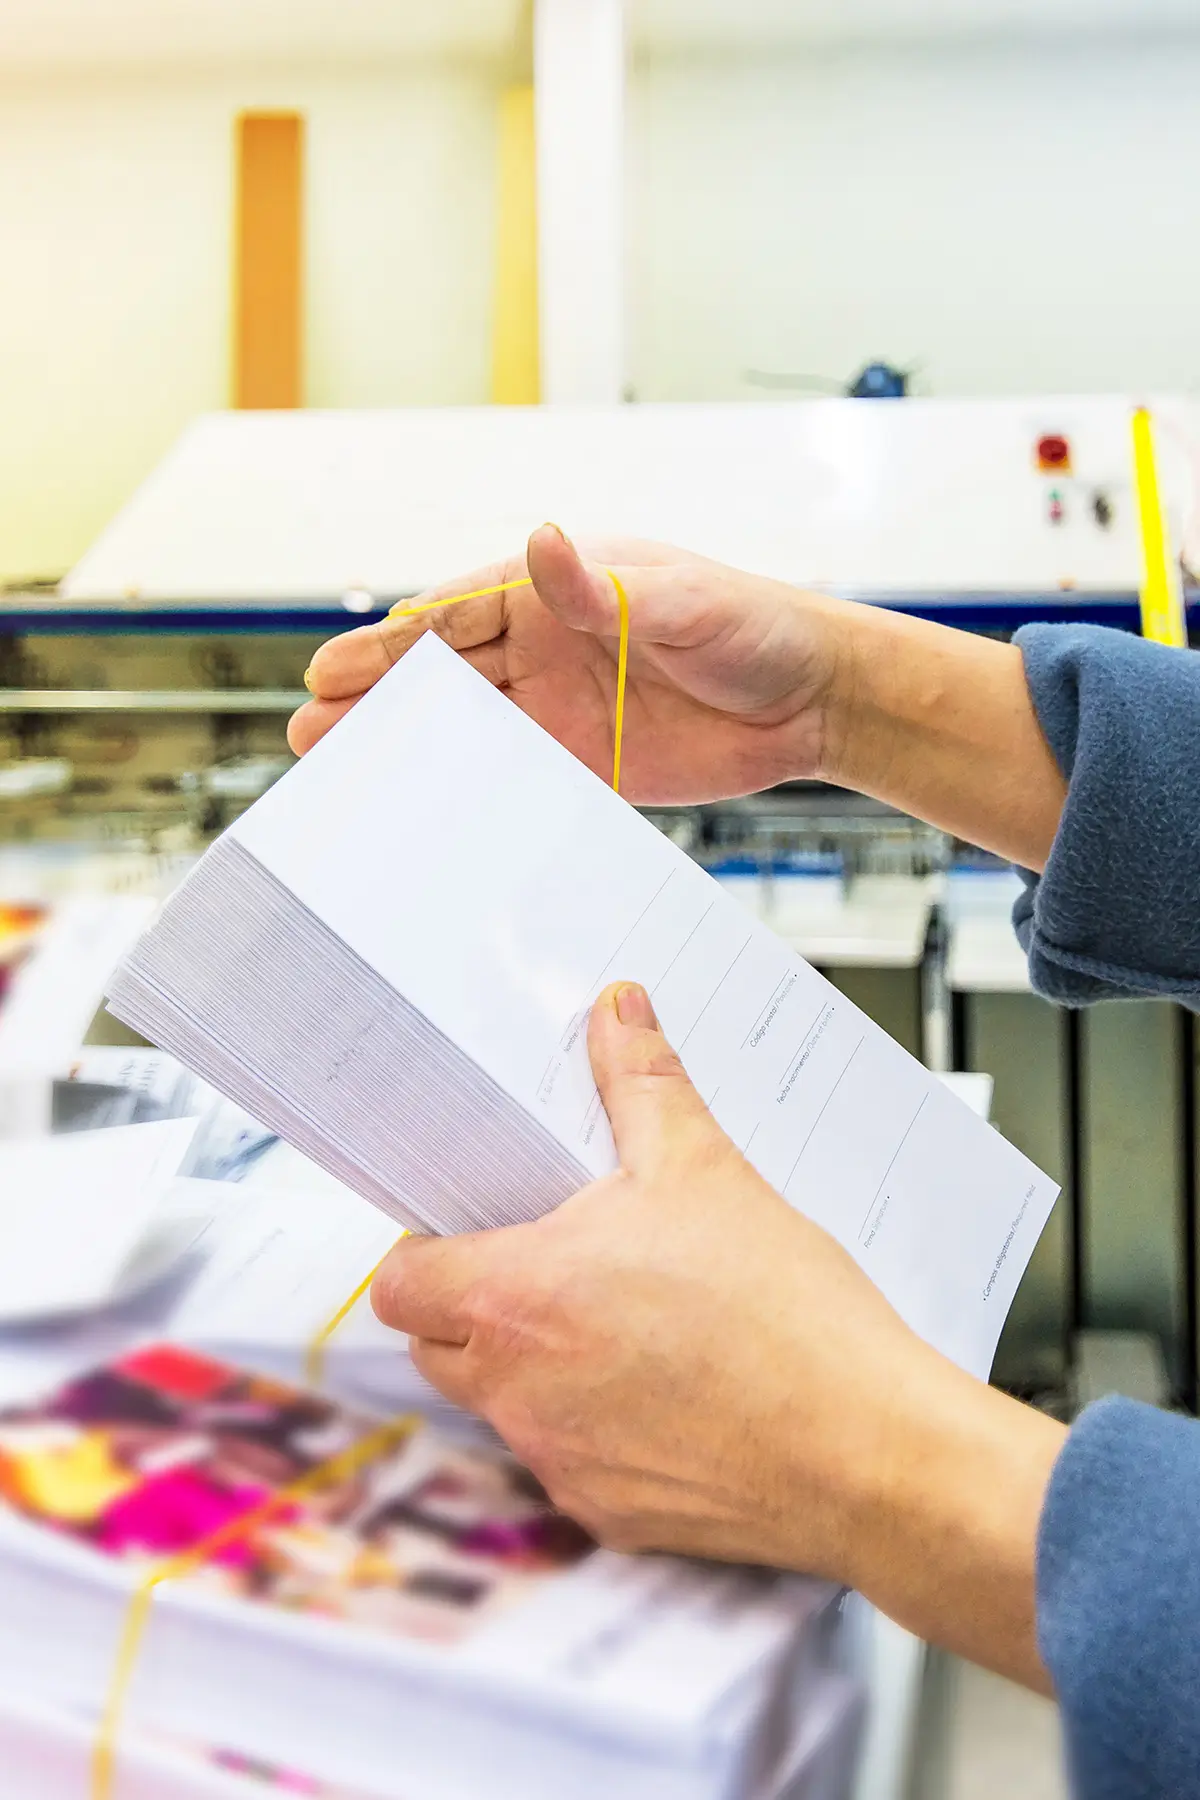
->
[
  {"left": 815, "top": 602, "right": 1067, "bottom": 873},
  {"left": 832, "top": 1352, "right": 1065, "bottom": 1692}
]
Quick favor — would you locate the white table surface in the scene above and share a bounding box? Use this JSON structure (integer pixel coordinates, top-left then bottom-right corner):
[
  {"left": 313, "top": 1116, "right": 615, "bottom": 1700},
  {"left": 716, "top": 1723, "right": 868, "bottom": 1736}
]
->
[
  {"left": 944, "top": 870, "right": 1033, "bottom": 995},
  {"left": 718, "top": 873, "right": 935, "bottom": 970},
  {"left": 936, "top": 1071, "right": 994, "bottom": 1119}
]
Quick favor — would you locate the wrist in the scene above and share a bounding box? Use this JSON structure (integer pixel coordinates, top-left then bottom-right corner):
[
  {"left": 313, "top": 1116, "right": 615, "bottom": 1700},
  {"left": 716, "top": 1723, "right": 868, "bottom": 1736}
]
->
[
  {"left": 812, "top": 599, "right": 928, "bottom": 790},
  {"left": 841, "top": 1347, "right": 1065, "bottom": 1689},
  {"left": 807, "top": 599, "right": 1065, "bottom": 870}
]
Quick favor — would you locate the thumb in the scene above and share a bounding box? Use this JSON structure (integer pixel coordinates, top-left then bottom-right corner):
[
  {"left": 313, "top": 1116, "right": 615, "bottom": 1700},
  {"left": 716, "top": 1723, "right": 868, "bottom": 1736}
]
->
[
  {"left": 526, "top": 526, "right": 697, "bottom": 649},
  {"left": 587, "top": 982, "right": 714, "bottom": 1172},
  {"left": 371, "top": 1228, "right": 498, "bottom": 1344},
  {"left": 526, "top": 523, "right": 627, "bottom": 640}
]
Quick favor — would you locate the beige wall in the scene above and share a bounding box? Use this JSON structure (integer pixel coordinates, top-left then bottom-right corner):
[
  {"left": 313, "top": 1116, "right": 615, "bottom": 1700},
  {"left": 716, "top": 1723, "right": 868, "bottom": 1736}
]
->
[
  {"left": 8, "top": 23, "right": 1200, "bottom": 584},
  {"left": 0, "top": 60, "right": 502, "bottom": 583}
]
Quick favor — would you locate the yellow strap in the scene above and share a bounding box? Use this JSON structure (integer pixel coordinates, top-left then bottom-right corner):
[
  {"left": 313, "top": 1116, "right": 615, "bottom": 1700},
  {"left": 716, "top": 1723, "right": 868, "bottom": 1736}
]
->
[
  {"left": 387, "top": 575, "right": 533, "bottom": 617},
  {"left": 1131, "top": 406, "right": 1188, "bottom": 648},
  {"left": 609, "top": 573, "right": 630, "bottom": 796},
  {"left": 304, "top": 1241, "right": 404, "bottom": 1389},
  {"left": 92, "top": 1414, "right": 419, "bottom": 1800}
]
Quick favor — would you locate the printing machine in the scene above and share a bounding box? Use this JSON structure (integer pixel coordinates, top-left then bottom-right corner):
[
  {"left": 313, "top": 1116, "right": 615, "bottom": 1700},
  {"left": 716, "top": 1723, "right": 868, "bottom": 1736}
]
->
[
  {"left": 2, "top": 396, "right": 1198, "bottom": 1413},
  {"left": 6, "top": 395, "right": 1197, "bottom": 835}
]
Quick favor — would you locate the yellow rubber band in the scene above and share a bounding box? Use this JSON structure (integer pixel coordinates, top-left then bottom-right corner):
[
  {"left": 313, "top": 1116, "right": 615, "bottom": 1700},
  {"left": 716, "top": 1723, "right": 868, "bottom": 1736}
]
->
[
  {"left": 608, "top": 571, "right": 630, "bottom": 795},
  {"left": 387, "top": 567, "right": 631, "bottom": 794},
  {"left": 304, "top": 1236, "right": 407, "bottom": 1390},
  {"left": 387, "top": 576, "right": 533, "bottom": 618},
  {"left": 92, "top": 1414, "right": 419, "bottom": 1800}
]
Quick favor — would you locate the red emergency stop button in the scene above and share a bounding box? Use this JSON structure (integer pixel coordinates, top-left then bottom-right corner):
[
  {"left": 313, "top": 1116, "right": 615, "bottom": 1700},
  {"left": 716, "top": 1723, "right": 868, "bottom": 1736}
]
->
[{"left": 1036, "top": 433, "right": 1072, "bottom": 473}]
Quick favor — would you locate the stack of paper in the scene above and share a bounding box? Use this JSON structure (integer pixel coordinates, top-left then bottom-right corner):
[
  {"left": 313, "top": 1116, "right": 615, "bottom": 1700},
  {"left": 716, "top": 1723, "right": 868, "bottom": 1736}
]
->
[
  {"left": 0, "top": 1041, "right": 425, "bottom": 1411},
  {"left": 0, "top": 1150, "right": 861, "bottom": 1796},
  {"left": 0, "top": 1666, "right": 864, "bottom": 1800},
  {"left": 0, "top": 1121, "right": 198, "bottom": 1325},
  {"left": 1, "top": 1689, "right": 379, "bottom": 1800},
  {"left": 109, "top": 631, "right": 1056, "bottom": 1379},
  {"left": 61, "top": 1047, "right": 281, "bottom": 1184},
  {"left": 0, "top": 1171, "right": 472, "bottom": 1450},
  {"left": 0, "top": 1346, "right": 854, "bottom": 1800},
  {"left": 0, "top": 1048, "right": 281, "bottom": 1191},
  {"left": 159, "top": 1174, "right": 429, "bottom": 1412},
  {"left": 0, "top": 1162, "right": 450, "bottom": 1476},
  {"left": 0, "top": 1029, "right": 867, "bottom": 1794}
]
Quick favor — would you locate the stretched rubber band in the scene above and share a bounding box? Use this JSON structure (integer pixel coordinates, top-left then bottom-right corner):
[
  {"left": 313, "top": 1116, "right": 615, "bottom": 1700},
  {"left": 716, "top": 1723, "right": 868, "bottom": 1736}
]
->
[
  {"left": 387, "top": 575, "right": 533, "bottom": 616},
  {"left": 608, "top": 572, "right": 630, "bottom": 796},
  {"left": 304, "top": 1241, "right": 404, "bottom": 1389},
  {"left": 388, "top": 567, "right": 631, "bottom": 793}
]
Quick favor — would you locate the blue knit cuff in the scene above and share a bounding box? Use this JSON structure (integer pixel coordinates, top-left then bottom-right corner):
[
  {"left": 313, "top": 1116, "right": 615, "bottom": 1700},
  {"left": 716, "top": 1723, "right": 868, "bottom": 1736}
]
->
[
  {"left": 1038, "top": 1396, "right": 1200, "bottom": 1796},
  {"left": 1012, "top": 625, "right": 1200, "bottom": 1009}
]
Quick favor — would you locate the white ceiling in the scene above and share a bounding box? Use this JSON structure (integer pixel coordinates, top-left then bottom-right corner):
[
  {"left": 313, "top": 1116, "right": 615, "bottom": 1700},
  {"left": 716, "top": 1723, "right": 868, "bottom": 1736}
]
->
[{"left": 0, "top": 0, "right": 1194, "bottom": 70}]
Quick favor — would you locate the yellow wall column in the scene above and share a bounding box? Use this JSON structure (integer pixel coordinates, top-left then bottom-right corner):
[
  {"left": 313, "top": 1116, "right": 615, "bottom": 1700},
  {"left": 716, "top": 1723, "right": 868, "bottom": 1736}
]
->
[
  {"left": 233, "top": 112, "right": 305, "bottom": 409},
  {"left": 491, "top": 85, "right": 540, "bottom": 404}
]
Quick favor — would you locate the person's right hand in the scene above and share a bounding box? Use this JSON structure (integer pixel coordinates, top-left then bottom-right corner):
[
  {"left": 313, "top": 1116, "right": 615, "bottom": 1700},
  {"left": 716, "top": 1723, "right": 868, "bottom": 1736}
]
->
[
  {"left": 372, "top": 979, "right": 1064, "bottom": 1692},
  {"left": 288, "top": 527, "right": 847, "bottom": 804}
]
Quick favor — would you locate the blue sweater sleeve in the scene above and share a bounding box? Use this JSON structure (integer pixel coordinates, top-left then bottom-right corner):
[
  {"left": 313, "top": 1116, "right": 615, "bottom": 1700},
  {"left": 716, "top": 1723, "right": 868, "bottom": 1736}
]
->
[
  {"left": 1005, "top": 627, "right": 1200, "bottom": 1792},
  {"left": 1039, "top": 1398, "right": 1200, "bottom": 1797},
  {"left": 1012, "top": 625, "right": 1200, "bottom": 1008}
]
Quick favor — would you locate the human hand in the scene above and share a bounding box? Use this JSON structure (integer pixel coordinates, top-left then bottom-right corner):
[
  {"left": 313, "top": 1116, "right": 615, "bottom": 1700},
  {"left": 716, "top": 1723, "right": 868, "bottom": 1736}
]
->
[
  {"left": 374, "top": 975, "right": 912, "bottom": 1571},
  {"left": 371, "top": 980, "right": 1064, "bottom": 1686},
  {"left": 288, "top": 528, "right": 846, "bottom": 803}
]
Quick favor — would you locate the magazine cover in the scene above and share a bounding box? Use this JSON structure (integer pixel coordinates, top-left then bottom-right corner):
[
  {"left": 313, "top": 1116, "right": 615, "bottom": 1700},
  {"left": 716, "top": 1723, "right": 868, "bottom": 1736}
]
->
[
  {"left": 0, "top": 1343, "right": 591, "bottom": 1649},
  {"left": 0, "top": 901, "right": 47, "bottom": 991}
]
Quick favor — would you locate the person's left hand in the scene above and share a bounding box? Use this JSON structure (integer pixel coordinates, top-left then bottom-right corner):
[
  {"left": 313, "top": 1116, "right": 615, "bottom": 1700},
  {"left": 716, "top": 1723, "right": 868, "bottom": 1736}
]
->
[{"left": 371, "top": 979, "right": 940, "bottom": 1576}]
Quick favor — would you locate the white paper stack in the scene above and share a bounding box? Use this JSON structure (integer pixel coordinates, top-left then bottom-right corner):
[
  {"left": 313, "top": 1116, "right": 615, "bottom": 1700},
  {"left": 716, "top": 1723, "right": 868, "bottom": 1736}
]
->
[
  {"left": 0, "top": 1120, "right": 198, "bottom": 1325},
  {"left": 0, "top": 1345, "right": 853, "bottom": 1800},
  {"left": 0, "top": 1121, "right": 437, "bottom": 1421},
  {"left": 60, "top": 1047, "right": 281, "bottom": 1184},
  {"left": 0, "top": 1670, "right": 864, "bottom": 1800},
  {"left": 0, "top": 1689, "right": 377, "bottom": 1800},
  {"left": 108, "top": 631, "right": 1056, "bottom": 1379},
  {"left": 0, "top": 1166, "right": 465, "bottom": 1459}
]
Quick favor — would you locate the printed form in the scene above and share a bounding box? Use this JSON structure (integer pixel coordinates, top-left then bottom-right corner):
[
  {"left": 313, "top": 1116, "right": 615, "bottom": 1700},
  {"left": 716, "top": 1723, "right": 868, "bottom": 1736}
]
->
[{"left": 234, "top": 633, "right": 1057, "bottom": 1378}]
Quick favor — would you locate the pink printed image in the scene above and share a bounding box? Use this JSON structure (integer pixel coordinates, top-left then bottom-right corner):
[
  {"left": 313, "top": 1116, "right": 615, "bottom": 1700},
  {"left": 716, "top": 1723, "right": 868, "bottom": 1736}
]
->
[{"left": 0, "top": 1346, "right": 591, "bottom": 1649}]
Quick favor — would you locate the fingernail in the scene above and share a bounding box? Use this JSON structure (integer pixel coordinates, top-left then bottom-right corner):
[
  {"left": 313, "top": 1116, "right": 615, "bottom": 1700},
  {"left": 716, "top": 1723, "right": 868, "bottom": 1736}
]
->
[
  {"left": 303, "top": 666, "right": 314, "bottom": 693},
  {"left": 541, "top": 521, "right": 572, "bottom": 547},
  {"left": 615, "top": 983, "right": 657, "bottom": 1029}
]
